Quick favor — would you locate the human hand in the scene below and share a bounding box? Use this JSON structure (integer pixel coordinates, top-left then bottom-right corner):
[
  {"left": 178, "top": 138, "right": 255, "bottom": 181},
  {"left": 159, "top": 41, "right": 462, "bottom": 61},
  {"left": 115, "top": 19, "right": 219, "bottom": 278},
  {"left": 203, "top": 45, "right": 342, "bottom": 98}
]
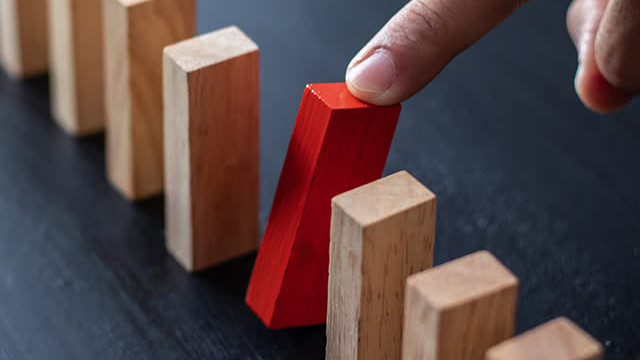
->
[{"left": 345, "top": 0, "right": 639, "bottom": 113}]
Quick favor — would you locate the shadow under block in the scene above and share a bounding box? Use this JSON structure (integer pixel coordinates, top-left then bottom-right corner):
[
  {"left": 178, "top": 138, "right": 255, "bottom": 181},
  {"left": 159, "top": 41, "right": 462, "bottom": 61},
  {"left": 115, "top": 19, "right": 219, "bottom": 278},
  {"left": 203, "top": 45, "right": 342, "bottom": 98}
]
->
[
  {"left": 486, "top": 318, "right": 603, "bottom": 360},
  {"left": 48, "top": 0, "right": 104, "bottom": 136},
  {"left": 245, "top": 83, "right": 401, "bottom": 329},
  {"left": 163, "top": 26, "right": 259, "bottom": 272},
  {"left": 0, "top": 0, "right": 48, "bottom": 77},
  {"left": 104, "top": 0, "right": 195, "bottom": 200},
  {"left": 326, "top": 171, "right": 437, "bottom": 360},
  {"left": 402, "top": 251, "right": 519, "bottom": 360}
]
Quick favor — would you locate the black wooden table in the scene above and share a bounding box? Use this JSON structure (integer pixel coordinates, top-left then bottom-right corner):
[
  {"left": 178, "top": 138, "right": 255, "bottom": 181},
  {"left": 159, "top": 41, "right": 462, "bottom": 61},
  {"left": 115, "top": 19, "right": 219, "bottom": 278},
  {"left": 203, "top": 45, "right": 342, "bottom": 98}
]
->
[{"left": 0, "top": 0, "right": 638, "bottom": 359}]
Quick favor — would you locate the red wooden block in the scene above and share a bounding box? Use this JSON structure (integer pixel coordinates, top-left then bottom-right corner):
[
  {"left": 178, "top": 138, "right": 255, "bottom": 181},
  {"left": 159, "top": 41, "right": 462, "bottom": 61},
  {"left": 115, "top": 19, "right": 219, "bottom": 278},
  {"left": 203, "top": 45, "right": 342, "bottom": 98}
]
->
[{"left": 245, "top": 83, "right": 401, "bottom": 329}]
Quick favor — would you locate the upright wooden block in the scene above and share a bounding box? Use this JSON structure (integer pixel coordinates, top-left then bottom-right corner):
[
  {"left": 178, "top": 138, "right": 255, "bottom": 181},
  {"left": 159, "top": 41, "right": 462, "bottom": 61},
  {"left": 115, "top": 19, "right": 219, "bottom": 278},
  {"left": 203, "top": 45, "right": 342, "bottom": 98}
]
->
[
  {"left": 163, "top": 26, "right": 259, "bottom": 272},
  {"left": 246, "top": 83, "right": 401, "bottom": 329},
  {"left": 48, "top": 0, "right": 104, "bottom": 136},
  {"left": 0, "top": 0, "right": 48, "bottom": 77},
  {"left": 402, "top": 251, "right": 519, "bottom": 360},
  {"left": 486, "top": 318, "right": 604, "bottom": 360},
  {"left": 327, "top": 171, "right": 437, "bottom": 360},
  {"left": 104, "top": 0, "right": 195, "bottom": 200}
]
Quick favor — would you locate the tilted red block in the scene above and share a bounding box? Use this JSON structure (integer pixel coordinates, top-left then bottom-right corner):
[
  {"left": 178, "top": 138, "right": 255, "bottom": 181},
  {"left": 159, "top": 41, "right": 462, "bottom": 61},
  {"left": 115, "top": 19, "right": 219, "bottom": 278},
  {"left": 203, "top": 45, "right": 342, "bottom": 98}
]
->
[{"left": 245, "top": 82, "right": 401, "bottom": 329}]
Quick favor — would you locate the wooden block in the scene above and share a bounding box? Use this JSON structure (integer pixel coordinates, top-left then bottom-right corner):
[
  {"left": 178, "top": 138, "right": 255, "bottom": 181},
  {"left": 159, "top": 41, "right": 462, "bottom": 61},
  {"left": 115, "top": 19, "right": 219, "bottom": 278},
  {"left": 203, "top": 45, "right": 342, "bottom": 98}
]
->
[
  {"left": 48, "top": 0, "right": 104, "bottom": 136},
  {"left": 245, "top": 83, "right": 401, "bottom": 329},
  {"left": 104, "top": 0, "right": 195, "bottom": 200},
  {"left": 0, "top": 0, "right": 48, "bottom": 77},
  {"left": 163, "top": 26, "right": 259, "bottom": 272},
  {"left": 326, "top": 171, "right": 437, "bottom": 360},
  {"left": 486, "top": 318, "right": 604, "bottom": 360},
  {"left": 402, "top": 251, "right": 519, "bottom": 360}
]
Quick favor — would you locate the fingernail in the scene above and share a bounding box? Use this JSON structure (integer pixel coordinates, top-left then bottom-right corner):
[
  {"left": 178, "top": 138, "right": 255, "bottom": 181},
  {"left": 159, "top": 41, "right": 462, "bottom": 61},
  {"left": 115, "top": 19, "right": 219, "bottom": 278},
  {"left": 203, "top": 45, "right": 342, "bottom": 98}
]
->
[{"left": 346, "top": 50, "right": 397, "bottom": 95}]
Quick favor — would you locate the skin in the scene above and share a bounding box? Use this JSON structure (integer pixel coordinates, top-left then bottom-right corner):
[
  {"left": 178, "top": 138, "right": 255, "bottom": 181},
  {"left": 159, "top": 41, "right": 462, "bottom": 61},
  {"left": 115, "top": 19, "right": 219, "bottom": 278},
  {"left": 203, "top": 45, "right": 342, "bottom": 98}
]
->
[{"left": 345, "top": 0, "right": 639, "bottom": 113}]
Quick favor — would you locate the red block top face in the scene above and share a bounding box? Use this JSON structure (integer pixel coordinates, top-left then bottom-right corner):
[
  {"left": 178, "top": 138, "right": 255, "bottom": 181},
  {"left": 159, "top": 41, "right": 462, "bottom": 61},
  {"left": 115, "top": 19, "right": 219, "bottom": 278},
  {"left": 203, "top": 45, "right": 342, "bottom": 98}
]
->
[{"left": 307, "top": 83, "right": 387, "bottom": 110}]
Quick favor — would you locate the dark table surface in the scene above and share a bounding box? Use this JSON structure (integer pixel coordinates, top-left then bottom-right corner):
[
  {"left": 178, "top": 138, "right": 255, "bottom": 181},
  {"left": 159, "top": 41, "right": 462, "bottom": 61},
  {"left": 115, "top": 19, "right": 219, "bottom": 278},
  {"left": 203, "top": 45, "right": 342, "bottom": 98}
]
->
[{"left": 0, "top": 0, "right": 639, "bottom": 359}]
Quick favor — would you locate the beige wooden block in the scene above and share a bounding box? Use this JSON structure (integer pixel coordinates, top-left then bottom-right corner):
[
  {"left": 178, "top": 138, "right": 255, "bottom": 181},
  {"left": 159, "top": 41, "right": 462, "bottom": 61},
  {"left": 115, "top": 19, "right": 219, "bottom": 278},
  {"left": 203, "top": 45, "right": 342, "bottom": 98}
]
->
[
  {"left": 48, "top": 0, "right": 104, "bottom": 136},
  {"left": 0, "top": 0, "right": 48, "bottom": 77},
  {"left": 327, "top": 171, "right": 437, "bottom": 360},
  {"left": 486, "top": 318, "right": 604, "bottom": 360},
  {"left": 163, "top": 26, "right": 259, "bottom": 271},
  {"left": 104, "top": 0, "right": 195, "bottom": 200},
  {"left": 402, "top": 251, "right": 519, "bottom": 360}
]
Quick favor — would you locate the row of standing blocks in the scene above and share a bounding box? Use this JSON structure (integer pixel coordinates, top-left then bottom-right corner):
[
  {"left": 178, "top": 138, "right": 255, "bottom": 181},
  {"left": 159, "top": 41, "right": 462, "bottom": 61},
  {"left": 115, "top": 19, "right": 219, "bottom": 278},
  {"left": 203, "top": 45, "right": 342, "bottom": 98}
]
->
[
  {"left": 328, "top": 173, "right": 604, "bottom": 360},
  {"left": 2, "top": 1, "right": 605, "bottom": 359},
  {"left": 2, "top": 0, "right": 258, "bottom": 267}
]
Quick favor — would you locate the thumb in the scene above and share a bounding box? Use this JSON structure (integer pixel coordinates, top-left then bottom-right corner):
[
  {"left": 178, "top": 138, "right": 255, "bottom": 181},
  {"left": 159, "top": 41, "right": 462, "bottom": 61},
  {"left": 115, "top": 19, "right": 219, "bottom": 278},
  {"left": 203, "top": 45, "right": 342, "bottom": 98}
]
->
[{"left": 346, "top": 0, "right": 530, "bottom": 105}]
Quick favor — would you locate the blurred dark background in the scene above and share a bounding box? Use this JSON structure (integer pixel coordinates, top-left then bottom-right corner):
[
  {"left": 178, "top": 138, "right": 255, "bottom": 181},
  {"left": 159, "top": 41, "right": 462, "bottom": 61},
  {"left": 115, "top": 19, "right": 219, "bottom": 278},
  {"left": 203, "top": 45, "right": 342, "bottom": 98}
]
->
[{"left": 0, "top": 0, "right": 638, "bottom": 359}]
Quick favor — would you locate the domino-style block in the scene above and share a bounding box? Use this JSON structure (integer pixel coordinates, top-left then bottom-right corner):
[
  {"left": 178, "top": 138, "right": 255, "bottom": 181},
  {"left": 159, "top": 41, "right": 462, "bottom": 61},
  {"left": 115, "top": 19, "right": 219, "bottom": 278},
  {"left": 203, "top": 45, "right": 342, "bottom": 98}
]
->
[
  {"left": 48, "top": 0, "right": 104, "bottom": 136},
  {"left": 163, "top": 26, "right": 259, "bottom": 272},
  {"left": 402, "top": 251, "right": 519, "bottom": 360},
  {"left": 0, "top": 0, "right": 48, "bottom": 77},
  {"left": 486, "top": 318, "right": 604, "bottom": 360},
  {"left": 326, "top": 171, "right": 437, "bottom": 360},
  {"left": 104, "top": 0, "right": 195, "bottom": 200},
  {"left": 246, "top": 83, "right": 401, "bottom": 329}
]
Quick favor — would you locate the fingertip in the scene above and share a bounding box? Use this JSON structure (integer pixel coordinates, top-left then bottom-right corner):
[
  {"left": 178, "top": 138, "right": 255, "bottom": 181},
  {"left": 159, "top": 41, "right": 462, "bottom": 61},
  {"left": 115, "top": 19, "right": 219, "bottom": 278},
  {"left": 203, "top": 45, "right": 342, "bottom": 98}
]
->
[{"left": 575, "top": 61, "right": 632, "bottom": 114}]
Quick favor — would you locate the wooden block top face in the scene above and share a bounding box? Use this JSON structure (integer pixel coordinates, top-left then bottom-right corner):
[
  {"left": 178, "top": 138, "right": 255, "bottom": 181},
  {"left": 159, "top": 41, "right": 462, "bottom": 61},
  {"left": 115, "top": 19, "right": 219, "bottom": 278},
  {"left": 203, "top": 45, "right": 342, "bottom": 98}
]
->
[
  {"left": 407, "top": 251, "right": 518, "bottom": 310},
  {"left": 332, "top": 171, "right": 435, "bottom": 227},
  {"left": 164, "top": 26, "right": 258, "bottom": 73},
  {"left": 486, "top": 318, "right": 604, "bottom": 360},
  {"left": 308, "top": 83, "right": 401, "bottom": 111}
]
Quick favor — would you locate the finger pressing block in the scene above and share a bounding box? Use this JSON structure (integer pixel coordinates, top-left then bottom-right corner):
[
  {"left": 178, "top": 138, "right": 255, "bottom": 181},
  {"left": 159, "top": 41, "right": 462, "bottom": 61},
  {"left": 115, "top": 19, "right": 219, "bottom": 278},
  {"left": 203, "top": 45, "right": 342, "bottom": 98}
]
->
[
  {"left": 402, "top": 251, "right": 519, "bottom": 360},
  {"left": 327, "top": 171, "right": 436, "bottom": 360},
  {"left": 104, "top": 0, "right": 195, "bottom": 200},
  {"left": 0, "top": 0, "right": 48, "bottom": 78},
  {"left": 163, "top": 26, "right": 259, "bottom": 272},
  {"left": 245, "top": 83, "right": 401, "bottom": 329},
  {"left": 48, "top": 0, "right": 105, "bottom": 136},
  {"left": 486, "top": 318, "right": 604, "bottom": 360}
]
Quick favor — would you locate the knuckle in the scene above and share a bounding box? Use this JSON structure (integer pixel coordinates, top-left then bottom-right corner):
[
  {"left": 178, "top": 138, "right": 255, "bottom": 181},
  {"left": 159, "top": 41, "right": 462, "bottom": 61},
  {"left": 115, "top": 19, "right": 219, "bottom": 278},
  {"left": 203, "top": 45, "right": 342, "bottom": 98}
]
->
[
  {"left": 396, "top": 0, "right": 454, "bottom": 51},
  {"left": 400, "top": 0, "right": 530, "bottom": 50},
  {"left": 410, "top": 0, "right": 450, "bottom": 33}
]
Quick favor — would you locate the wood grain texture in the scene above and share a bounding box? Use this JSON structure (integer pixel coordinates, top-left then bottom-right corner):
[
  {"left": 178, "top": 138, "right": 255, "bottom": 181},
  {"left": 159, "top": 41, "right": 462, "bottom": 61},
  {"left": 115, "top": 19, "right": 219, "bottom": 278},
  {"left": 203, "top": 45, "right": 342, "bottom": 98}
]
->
[
  {"left": 327, "top": 171, "right": 436, "bottom": 360},
  {"left": 0, "top": 0, "right": 48, "bottom": 77},
  {"left": 104, "top": 0, "right": 195, "bottom": 200},
  {"left": 486, "top": 318, "right": 604, "bottom": 360},
  {"left": 163, "top": 26, "right": 260, "bottom": 272},
  {"left": 246, "top": 83, "right": 401, "bottom": 329},
  {"left": 402, "top": 251, "right": 519, "bottom": 360},
  {"left": 48, "top": 0, "right": 104, "bottom": 136}
]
